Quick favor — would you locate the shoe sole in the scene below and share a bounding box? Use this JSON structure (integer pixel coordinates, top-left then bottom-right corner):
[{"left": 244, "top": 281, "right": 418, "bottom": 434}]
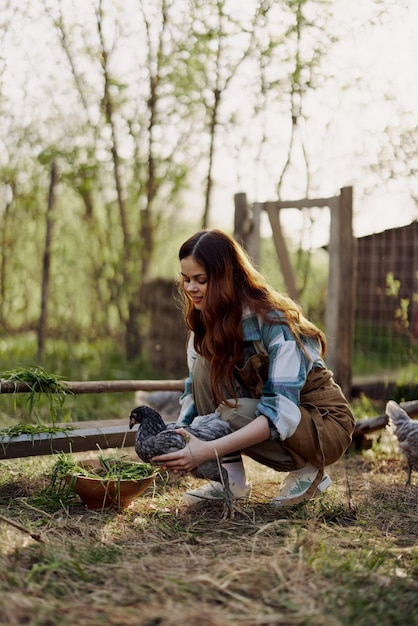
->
[
  {"left": 183, "top": 483, "right": 251, "bottom": 505},
  {"left": 183, "top": 492, "right": 249, "bottom": 505},
  {"left": 271, "top": 473, "right": 332, "bottom": 507}
]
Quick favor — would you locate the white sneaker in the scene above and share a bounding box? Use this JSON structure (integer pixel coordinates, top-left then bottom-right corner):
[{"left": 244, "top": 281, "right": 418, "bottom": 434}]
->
[
  {"left": 271, "top": 463, "right": 332, "bottom": 506},
  {"left": 183, "top": 480, "right": 251, "bottom": 505}
]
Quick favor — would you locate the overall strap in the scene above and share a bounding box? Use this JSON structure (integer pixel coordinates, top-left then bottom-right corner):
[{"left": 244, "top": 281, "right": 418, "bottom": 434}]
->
[{"left": 252, "top": 339, "right": 268, "bottom": 356}]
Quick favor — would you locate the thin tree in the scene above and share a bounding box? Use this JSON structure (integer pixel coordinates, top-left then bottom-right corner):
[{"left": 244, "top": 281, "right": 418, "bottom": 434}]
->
[
  {"left": 125, "top": 0, "right": 171, "bottom": 359},
  {"left": 258, "top": 0, "right": 334, "bottom": 300},
  {"left": 0, "top": 183, "right": 13, "bottom": 329},
  {"left": 190, "top": 0, "right": 265, "bottom": 229},
  {"left": 37, "top": 161, "right": 58, "bottom": 363}
]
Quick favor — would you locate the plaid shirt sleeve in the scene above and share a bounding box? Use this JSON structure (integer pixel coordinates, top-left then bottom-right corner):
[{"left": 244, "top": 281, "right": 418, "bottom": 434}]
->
[
  {"left": 243, "top": 312, "right": 325, "bottom": 441},
  {"left": 176, "top": 314, "right": 325, "bottom": 438}
]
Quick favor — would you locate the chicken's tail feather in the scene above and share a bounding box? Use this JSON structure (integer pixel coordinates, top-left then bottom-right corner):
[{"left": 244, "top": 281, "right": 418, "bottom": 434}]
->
[{"left": 386, "top": 400, "right": 412, "bottom": 439}]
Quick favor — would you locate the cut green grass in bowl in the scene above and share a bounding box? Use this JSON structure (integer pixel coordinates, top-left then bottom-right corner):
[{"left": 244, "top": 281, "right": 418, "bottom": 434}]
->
[{"left": 49, "top": 452, "right": 158, "bottom": 510}]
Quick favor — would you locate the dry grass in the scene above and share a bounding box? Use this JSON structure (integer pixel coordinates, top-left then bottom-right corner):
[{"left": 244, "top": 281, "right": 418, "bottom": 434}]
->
[{"left": 0, "top": 431, "right": 417, "bottom": 626}]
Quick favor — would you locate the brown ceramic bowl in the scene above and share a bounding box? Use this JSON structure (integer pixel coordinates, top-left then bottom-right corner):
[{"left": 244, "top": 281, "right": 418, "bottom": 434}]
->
[{"left": 65, "top": 459, "right": 157, "bottom": 510}]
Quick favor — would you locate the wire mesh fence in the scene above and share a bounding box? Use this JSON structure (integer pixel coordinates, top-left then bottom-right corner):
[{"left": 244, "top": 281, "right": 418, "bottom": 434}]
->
[{"left": 354, "top": 221, "right": 418, "bottom": 376}]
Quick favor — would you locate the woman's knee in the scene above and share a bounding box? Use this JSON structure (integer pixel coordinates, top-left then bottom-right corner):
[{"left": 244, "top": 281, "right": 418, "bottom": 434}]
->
[{"left": 217, "top": 398, "right": 259, "bottom": 430}]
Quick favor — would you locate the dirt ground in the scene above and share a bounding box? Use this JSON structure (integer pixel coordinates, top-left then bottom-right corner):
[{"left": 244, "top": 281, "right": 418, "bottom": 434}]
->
[{"left": 0, "top": 430, "right": 417, "bottom": 626}]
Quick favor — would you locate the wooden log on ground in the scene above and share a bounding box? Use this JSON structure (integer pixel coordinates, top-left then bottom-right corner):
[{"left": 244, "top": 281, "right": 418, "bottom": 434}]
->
[
  {"left": 351, "top": 399, "right": 418, "bottom": 450},
  {"left": 353, "top": 414, "right": 389, "bottom": 438}
]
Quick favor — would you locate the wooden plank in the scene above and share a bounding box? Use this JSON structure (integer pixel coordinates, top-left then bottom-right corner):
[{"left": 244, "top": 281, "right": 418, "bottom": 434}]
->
[
  {"left": 0, "top": 424, "right": 136, "bottom": 460},
  {"left": 0, "top": 379, "right": 184, "bottom": 460},
  {"left": 0, "top": 379, "right": 185, "bottom": 395},
  {"left": 265, "top": 196, "right": 338, "bottom": 210},
  {"left": 325, "top": 187, "right": 355, "bottom": 398},
  {"left": 265, "top": 202, "right": 300, "bottom": 302},
  {"left": 353, "top": 413, "right": 389, "bottom": 436},
  {"left": 352, "top": 399, "right": 418, "bottom": 440},
  {"left": 248, "top": 202, "right": 262, "bottom": 266}
]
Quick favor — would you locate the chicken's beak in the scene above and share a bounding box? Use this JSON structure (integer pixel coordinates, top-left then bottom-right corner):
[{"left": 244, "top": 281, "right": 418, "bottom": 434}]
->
[{"left": 129, "top": 415, "right": 136, "bottom": 430}]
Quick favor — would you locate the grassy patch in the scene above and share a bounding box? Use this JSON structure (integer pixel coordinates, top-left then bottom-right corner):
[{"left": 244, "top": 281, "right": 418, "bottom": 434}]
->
[
  {"left": 0, "top": 336, "right": 417, "bottom": 624},
  {"left": 0, "top": 432, "right": 417, "bottom": 626},
  {"left": 353, "top": 322, "right": 418, "bottom": 376},
  {"left": 0, "top": 335, "right": 156, "bottom": 426}
]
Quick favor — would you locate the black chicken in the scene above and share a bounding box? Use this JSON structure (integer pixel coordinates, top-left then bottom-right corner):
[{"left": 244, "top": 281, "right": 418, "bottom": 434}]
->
[{"left": 129, "top": 405, "right": 234, "bottom": 516}]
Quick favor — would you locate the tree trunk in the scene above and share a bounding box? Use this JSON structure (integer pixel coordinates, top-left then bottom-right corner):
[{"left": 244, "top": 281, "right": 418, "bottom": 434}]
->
[
  {"left": 37, "top": 161, "right": 57, "bottom": 363},
  {"left": 125, "top": 1, "right": 168, "bottom": 360},
  {"left": 202, "top": 88, "right": 221, "bottom": 230},
  {"left": 0, "top": 186, "right": 13, "bottom": 328}
]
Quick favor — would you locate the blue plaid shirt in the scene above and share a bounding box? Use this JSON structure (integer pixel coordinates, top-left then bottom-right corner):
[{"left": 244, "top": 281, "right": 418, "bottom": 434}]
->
[{"left": 177, "top": 309, "right": 326, "bottom": 440}]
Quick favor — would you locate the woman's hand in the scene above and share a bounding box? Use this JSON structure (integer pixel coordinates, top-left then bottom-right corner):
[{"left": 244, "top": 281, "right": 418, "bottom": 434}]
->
[
  {"left": 152, "top": 415, "right": 271, "bottom": 473},
  {"left": 152, "top": 429, "right": 212, "bottom": 473}
]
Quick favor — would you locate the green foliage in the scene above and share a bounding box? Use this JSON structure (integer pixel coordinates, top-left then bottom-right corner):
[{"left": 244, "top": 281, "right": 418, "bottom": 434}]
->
[
  {"left": 349, "top": 394, "right": 381, "bottom": 420},
  {"left": 0, "top": 423, "right": 73, "bottom": 442},
  {"left": 385, "top": 271, "right": 413, "bottom": 331},
  {"left": 0, "top": 0, "right": 341, "bottom": 356},
  {"left": 0, "top": 335, "right": 155, "bottom": 426},
  {"left": 0, "top": 365, "right": 70, "bottom": 424},
  {"left": 353, "top": 321, "right": 418, "bottom": 376},
  {"left": 49, "top": 452, "right": 155, "bottom": 487}
]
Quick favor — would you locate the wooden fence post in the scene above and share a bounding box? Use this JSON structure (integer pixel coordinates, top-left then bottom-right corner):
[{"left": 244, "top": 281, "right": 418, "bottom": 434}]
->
[
  {"left": 265, "top": 202, "right": 300, "bottom": 302},
  {"left": 234, "top": 193, "right": 250, "bottom": 246},
  {"left": 325, "top": 186, "right": 356, "bottom": 398},
  {"left": 37, "top": 160, "right": 58, "bottom": 363},
  {"left": 234, "top": 193, "right": 261, "bottom": 266},
  {"left": 247, "top": 202, "right": 262, "bottom": 266}
]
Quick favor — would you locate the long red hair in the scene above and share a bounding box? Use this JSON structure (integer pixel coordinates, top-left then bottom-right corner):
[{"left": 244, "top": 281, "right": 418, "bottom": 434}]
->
[{"left": 179, "top": 229, "right": 326, "bottom": 405}]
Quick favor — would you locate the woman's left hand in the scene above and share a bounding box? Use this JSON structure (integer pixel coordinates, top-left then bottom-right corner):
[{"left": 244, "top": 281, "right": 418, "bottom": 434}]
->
[{"left": 152, "top": 429, "right": 212, "bottom": 473}]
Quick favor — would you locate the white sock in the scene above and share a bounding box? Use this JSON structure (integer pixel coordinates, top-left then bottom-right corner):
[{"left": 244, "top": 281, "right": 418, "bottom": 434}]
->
[{"left": 222, "top": 454, "right": 248, "bottom": 488}]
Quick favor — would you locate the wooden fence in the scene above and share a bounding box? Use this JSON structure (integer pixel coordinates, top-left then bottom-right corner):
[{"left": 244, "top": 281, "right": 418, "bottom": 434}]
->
[
  {"left": 1, "top": 378, "right": 417, "bottom": 459},
  {"left": 234, "top": 187, "right": 355, "bottom": 399},
  {"left": 0, "top": 379, "right": 184, "bottom": 460}
]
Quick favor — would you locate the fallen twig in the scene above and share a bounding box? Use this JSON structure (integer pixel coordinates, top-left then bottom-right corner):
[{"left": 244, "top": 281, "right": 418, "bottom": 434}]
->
[{"left": 0, "top": 512, "right": 44, "bottom": 543}]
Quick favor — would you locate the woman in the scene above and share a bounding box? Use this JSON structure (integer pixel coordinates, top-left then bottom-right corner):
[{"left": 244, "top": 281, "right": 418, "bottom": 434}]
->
[{"left": 153, "top": 229, "right": 355, "bottom": 506}]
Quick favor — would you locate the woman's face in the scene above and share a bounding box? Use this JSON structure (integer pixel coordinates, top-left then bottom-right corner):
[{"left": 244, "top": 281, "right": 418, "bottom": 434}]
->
[{"left": 180, "top": 255, "right": 208, "bottom": 311}]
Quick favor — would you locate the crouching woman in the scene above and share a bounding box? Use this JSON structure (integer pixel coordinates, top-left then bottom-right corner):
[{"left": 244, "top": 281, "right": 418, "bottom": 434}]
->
[{"left": 152, "top": 229, "right": 355, "bottom": 506}]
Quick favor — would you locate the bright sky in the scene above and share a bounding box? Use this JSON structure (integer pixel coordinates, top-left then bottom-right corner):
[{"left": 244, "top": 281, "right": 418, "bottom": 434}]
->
[
  {"left": 2, "top": 0, "right": 418, "bottom": 248},
  {"left": 209, "top": 0, "right": 418, "bottom": 246}
]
